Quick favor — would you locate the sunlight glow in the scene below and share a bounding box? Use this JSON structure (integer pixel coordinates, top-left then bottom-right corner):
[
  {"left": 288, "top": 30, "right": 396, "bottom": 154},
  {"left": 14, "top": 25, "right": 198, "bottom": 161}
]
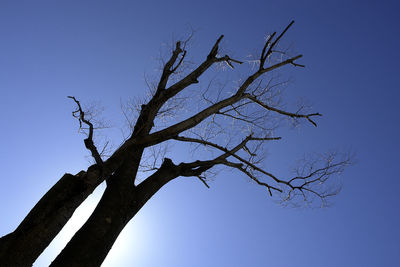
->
[{"left": 102, "top": 212, "right": 152, "bottom": 266}]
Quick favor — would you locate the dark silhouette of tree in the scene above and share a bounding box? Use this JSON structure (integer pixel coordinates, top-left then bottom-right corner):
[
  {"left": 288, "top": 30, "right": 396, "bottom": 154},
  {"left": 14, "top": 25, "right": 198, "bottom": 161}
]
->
[{"left": 0, "top": 21, "right": 349, "bottom": 266}]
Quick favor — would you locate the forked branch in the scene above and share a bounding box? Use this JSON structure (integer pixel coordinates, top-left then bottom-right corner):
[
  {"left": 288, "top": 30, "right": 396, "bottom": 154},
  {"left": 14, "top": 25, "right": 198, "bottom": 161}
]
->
[
  {"left": 163, "top": 35, "right": 242, "bottom": 101},
  {"left": 259, "top": 21, "right": 302, "bottom": 70},
  {"left": 156, "top": 41, "right": 186, "bottom": 92}
]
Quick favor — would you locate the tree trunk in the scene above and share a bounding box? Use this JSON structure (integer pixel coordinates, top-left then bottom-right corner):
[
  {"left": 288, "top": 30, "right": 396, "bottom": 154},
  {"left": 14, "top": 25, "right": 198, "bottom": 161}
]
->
[
  {"left": 0, "top": 165, "right": 102, "bottom": 267},
  {"left": 50, "top": 179, "right": 136, "bottom": 266},
  {"left": 50, "top": 159, "right": 179, "bottom": 267}
]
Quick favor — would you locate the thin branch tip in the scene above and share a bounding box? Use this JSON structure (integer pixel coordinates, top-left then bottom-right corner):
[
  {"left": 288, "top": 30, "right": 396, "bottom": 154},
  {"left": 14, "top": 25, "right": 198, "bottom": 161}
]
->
[{"left": 197, "top": 176, "right": 210, "bottom": 188}]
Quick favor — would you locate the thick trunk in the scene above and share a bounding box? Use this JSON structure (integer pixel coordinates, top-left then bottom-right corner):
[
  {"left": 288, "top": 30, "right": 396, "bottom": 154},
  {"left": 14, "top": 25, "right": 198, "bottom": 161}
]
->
[
  {"left": 0, "top": 165, "right": 102, "bottom": 267},
  {"left": 50, "top": 159, "right": 179, "bottom": 267},
  {"left": 50, "top": 179, "right": 137, "bottom": 267}
]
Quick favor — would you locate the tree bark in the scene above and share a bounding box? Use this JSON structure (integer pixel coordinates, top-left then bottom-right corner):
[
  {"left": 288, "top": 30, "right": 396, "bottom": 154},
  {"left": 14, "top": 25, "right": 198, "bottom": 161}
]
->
[{"left": 0, "top": 165, "right": 102, "bottom": 267}]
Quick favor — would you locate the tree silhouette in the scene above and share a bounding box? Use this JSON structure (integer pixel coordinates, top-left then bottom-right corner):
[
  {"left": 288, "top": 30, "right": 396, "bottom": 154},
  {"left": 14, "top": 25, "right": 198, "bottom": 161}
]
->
[{"left": 0, "top": 21, "right": 349, "bottom": 266}]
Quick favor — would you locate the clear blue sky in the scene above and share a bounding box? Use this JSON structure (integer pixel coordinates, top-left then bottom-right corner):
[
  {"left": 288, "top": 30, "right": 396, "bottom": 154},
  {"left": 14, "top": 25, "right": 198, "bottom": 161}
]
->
[{"left": 1, "top": 1, "right": 399, "bottom": 266}]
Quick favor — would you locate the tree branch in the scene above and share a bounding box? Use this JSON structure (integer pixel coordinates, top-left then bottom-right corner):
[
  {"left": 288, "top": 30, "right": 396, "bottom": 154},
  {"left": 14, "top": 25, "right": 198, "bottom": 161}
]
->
[
  {"left": 174, "top": 135, "right": 284, "bottom": 183},
  {"left": 173, "top": 134, "right": 286, "bottom": 195},
  {"left": 177, "top": 135, "right": 252, "bottom": 177},
  {"left": 260, "top": 20, "right": 295, "bottom": 69},
  {"left": 68, "top": 96, "right": 104, "bottom": 166},
  {"left": 246, "top": 95, "right": 322, "bottom": 126},
  {"left": 260, "top": 54, "right": 304, "bottom": 74},
  {"left": 138, "top": 93, "right": 247, "bottom": 146},
  {"left": 196, "top": 175, "right": 210, "bottom": 188},
  {"left": 174, "top": 135, "right": 350, "bottom": 203},
  {"left": 216, "top": 54, "right": 243, "bottom": 69},
  {"left": 162, "top": 35, "right": 242, "bottom": 101},
  {"left": 260, "top": 32, "right": 276, "bottom": 68},
  {"left": 156, "top": 41, "right": 186, "bottom": 93},
  {"left": 221, "top": 160, "right": 282, "bottom": 196}
]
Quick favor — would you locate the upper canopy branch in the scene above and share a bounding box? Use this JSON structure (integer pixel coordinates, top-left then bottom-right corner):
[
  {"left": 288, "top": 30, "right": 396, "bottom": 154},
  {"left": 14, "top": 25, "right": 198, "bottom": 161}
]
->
[
  {"left": 259, "top": 20, "right": 303, "bottom": 70},
  {"left": 162, "top": 36, "right": 223, "bottom": 99},
  {"left": 208, "top": 35, "right": 224, "bottom": 59},
  {"left": 129, "top": 34, "right": 236, "bottom": 142},
  {"left": 260, "top": 54, "right": 304, "bottom": 74},
  {"left": 162, "top": 35, "right": 242, "bottom": 102},
  {"left": 156, "top": 41, "right": 186, "bottom": 93},
  {"left": 246, "top": 95, "right": 322, "bottom": 126},
  {"left": 68, "top": 96, "right": 103, "bottom": 167}
]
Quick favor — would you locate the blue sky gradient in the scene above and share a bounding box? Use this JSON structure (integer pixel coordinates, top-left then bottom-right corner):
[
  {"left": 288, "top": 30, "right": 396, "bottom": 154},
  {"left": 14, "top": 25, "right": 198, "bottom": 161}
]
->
[{"left": 1, "top": 1, "right": 399, "bottom": 266}]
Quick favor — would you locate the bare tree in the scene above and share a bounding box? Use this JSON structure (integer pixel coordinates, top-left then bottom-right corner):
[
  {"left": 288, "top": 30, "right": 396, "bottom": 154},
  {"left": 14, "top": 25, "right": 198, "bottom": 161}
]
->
[{"left": 0, "top": 21, "right": 350, "bottom": 266}]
